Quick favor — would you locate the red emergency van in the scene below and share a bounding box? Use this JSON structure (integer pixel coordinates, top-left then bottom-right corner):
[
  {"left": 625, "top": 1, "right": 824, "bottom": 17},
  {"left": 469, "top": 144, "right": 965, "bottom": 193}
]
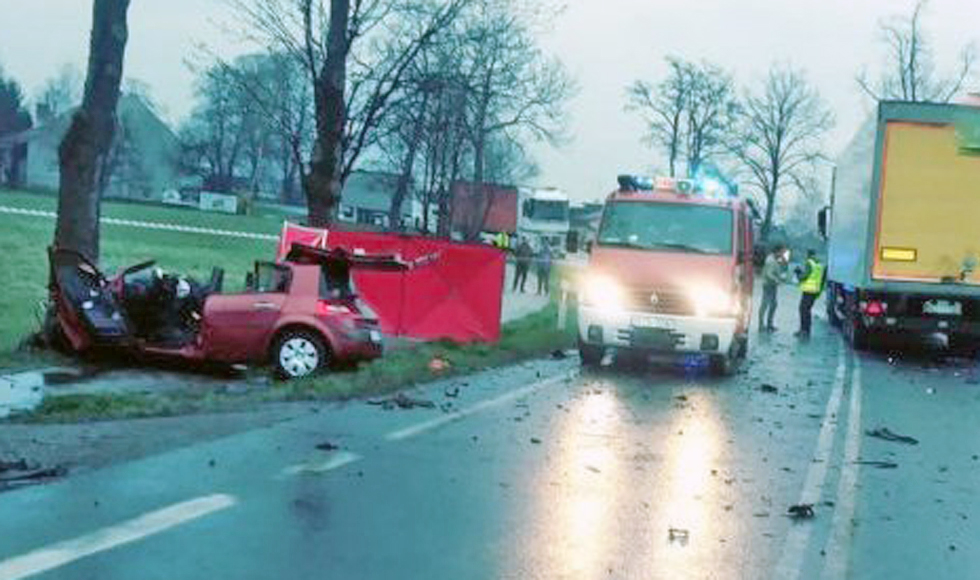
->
[{"left": 577, "top": 176, "right": 755, "bottom": 374}]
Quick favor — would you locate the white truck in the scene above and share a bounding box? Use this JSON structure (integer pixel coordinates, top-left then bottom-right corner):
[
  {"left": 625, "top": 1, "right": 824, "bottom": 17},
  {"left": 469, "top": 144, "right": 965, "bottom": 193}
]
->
[{"left": 517, "top": 187, "right": 570, "bottom": 252}]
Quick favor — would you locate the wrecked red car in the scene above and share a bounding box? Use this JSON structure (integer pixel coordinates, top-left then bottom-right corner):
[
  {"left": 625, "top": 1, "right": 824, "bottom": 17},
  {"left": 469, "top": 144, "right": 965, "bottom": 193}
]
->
[{"left": 48, "top": 244, "right": 413, "bottom": 379}]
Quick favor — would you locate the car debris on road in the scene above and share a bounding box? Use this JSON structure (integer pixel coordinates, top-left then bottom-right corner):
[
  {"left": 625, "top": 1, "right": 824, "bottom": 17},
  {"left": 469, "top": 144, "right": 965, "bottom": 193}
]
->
[
  {"left": 865, "top": 427, "right": 919, "bottom": 445},
  {"left": 368, "top": 392, "right": 436, "bottom": 410},
  {"left": 787, "top": 503, "right": 815, "bottom": 520},
  {"left": 0, "top": 459, "right": 68, "bottom": 490}
]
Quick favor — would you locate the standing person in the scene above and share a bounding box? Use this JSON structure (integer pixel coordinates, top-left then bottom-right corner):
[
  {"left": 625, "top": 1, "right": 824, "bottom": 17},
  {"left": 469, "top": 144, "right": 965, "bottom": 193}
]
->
[
  {"left": 758, "top": 244, "right": 790, "bottom": 332},
  {"left": 536, "top": 244, "right": 553, "bottom": 295},
  {"left": 512, "top": 237, "right": 533, "bottom": 293},
  {"left": 795, "top": 249, "right": 826, "bottom": 339}
]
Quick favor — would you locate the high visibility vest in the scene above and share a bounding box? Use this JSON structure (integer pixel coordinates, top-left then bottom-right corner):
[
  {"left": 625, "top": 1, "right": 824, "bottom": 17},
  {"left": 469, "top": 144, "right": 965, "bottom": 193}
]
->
[{"left": 800, "top": 258, "right": 825, "bottom": 294}]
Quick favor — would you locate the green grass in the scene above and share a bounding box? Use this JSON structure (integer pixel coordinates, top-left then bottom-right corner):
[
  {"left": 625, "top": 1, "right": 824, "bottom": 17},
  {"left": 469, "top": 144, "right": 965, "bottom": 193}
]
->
[
  {"left": 17, "top": 298, "right": 577, "bottom": 423},
  {"left": 0, "top": 194, "right": 277, "bottom": 356}
]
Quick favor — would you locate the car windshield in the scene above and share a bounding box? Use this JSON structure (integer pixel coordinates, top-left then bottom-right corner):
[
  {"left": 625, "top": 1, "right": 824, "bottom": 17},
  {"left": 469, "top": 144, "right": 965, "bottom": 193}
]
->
[{"left": 597, "top": 201, "right": 733, "bottom": 255}]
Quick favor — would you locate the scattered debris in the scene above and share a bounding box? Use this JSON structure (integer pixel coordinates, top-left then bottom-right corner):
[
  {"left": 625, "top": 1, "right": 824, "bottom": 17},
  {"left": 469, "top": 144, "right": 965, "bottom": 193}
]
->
[
  {"left": 550, "top": 349, "right": 568, "bottom": 359},
  {"left": 586, "top": 465, "right": 601, "bottom": 474},
  {"left": 753, "top": 512, "right": 770, "bottom": 518},
  {"left": 926, "top": 387, "right": 936, "bottom": 395},
  {"left": 759, "top": 384, "right": 779, "bottom": 394},
  {"left": 854, "top": 460, "right": 898, "bottom": 469},
  {"left": 368, "top": 393, "right": 436, "bottom": 410},
  {"left": 0, "top": 459, "right": 68, "bottom": 490},
  {"left": 675, "top": 394, "right": 689, "bottom": 402},
  {"left": 668, "top": 527, "right": 690, "bottom": 543},
  {"left": 787, "top": 504, "right": 815, "bottom": 520},
  {"left": 444, "top": 386, "right": 460, "bottom": 398},
  {"left": 865, "top": 427, "right": 919, "bottom": 445},
  {"left": 315, "top": 441, "right": 340, "bottom": 452},
  {"left": 428, "top": 357, "right": 450, "bottom": 373},
  {"left": 530, "top": 437, "right": 542, "bottom": 445}
]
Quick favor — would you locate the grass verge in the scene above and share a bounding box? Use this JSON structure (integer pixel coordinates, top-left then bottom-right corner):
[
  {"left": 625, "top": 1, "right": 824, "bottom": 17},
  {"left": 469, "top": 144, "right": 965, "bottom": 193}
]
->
[{"left": 15, "top": 297, "right": 578, "bottom": 424}]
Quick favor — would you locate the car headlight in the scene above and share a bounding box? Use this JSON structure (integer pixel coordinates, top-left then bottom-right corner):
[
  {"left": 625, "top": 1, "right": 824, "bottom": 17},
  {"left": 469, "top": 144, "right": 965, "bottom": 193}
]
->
[
  {"left": 690, "top": 286, "right": 737, "bottom": 318},
  {"left": 581, "top": 275, "right": 626, "bottom": 312}
]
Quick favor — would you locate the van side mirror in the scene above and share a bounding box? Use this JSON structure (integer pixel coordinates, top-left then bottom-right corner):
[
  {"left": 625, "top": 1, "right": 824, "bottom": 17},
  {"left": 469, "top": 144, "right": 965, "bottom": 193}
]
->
[{"left": 817, "top": 206, "right": 830, "bottom": 239}]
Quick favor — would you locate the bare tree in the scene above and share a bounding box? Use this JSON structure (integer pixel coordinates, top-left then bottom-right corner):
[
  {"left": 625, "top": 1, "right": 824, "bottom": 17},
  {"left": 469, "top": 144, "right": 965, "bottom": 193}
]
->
[
  {"left": 684, "top": 62, "right": 738, "bottom": 175},
  {"left": 627, "top": 57, "right": 737, "bottom": 178},
  {"left": 462, "top": 0, "right": 574, "bottom": 184},
  {"left": 626, "top": 58, "right": 690, "bottom": 177},
  {"left": 233, "top": 0, "right": 472, "bottom": 226},
  {"left": 54, "top": 0, "right": 131, "bottom": 262},
  {"left": 37, "top": 63, "right": 84, "bottom": 119},
  {"left": 858, "top": 0, "right": 976, "bottom": 103},
  {"left": 732, "top": 65, "right": 833, "bottom": 242}
]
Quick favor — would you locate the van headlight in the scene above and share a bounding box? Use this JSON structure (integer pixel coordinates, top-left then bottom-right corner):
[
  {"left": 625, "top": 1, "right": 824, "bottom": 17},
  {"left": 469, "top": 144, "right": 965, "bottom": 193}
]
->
[
  {"left": 691, "top": 286, "right": 736, "bottom": 318},
  {"left": 581, "top": 275, "right": 626, "bottom": 313}
]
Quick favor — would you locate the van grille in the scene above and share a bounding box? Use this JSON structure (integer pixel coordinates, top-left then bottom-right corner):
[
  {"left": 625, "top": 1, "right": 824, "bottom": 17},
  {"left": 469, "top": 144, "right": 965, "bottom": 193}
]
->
[{"left": 626, "top": 287, "right": 694, "bottom": 316}]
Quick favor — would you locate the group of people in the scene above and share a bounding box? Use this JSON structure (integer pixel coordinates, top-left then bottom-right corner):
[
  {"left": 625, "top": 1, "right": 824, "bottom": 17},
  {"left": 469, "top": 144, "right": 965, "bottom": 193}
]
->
[
  {"left": 758, "top": 244, "right": 826, "bottom": 339},
  {"left": 500, "top": 236, "right": 553, "bottom": 295}
]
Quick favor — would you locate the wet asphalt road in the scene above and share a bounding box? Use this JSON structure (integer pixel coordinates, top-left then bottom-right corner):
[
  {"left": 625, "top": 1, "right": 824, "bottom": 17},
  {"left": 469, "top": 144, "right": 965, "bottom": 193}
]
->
[{"left": 1, "top": 290, "right": 980, "bottom": 579}]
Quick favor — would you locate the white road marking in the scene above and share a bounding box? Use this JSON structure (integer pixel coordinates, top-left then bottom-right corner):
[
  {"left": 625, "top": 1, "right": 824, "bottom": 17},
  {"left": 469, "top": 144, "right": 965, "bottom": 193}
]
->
[
  {"left": 384, "top": 371, "right": 577, "bottom": 442},
  {"left": 280, "top": 451, "right": 363, "bottom": 477},
  {"left": 0, "top": 494, "right": 237, "bottom": 580},
  {"left": 0, "top": 205, "right": 279, "bottom": 241},
  {"left": 773, "top": 351, "right": 848, "bottom": 580},
  {"left": 820, "top": 358, "right": 863, "bottom": 580}
]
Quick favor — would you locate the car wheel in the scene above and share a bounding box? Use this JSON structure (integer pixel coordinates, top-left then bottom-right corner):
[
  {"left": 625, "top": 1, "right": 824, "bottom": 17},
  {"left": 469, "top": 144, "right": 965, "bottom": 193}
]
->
[
  {"left": 578, "top": 339, "right": 602, "bottom": 367},
  {"left": 273, "top": 329, "right": 328, "bottom": 380}
]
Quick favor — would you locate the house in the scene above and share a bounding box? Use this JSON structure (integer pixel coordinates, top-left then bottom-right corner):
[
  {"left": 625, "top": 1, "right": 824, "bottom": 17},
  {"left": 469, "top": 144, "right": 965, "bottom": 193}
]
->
[
  {"left": 339, "top": 170, "right": 430, "bottom": 230},
  {"left": 0, "top": 95, "right": 180, "bottom": 200}
]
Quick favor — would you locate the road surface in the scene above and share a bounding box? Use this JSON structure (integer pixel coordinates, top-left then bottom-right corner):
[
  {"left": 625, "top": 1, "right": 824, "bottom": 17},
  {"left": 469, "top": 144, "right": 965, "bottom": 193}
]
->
[{"left": 1, "top": 287, "right": 978, "bottom": 579}]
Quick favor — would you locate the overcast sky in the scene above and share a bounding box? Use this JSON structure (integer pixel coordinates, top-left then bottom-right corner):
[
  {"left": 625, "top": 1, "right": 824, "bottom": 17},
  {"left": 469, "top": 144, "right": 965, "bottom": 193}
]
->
[{"left": 1, "top": 0, "right": 978, "bottom": 202}]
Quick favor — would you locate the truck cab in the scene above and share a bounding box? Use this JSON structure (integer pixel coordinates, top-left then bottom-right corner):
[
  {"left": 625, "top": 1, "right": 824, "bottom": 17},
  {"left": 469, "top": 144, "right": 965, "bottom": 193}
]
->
[
  {"left": 577, "top": 176, "right": 754, "bottom": 374},
  {"left": 518, "top": 187, "right": 570, "bottom": 254}
]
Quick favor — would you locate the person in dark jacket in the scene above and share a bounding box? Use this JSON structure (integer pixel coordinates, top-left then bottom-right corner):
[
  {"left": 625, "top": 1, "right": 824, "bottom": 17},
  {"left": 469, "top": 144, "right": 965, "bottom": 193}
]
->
[
  {"left": 512, "top": 238, "right": 533, "bottom": 293},
  {"left": 758, "top": 244, "right": 790, "bottom": 332},
  {"left": 535, "top": 244, "right": 553, "bottom": 295}
]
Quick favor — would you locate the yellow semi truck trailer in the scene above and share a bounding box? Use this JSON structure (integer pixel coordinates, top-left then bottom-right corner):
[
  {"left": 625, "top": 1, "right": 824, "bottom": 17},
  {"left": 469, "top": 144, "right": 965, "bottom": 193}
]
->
[{"left": 824, "top": 100, "right": 980, "bottom": 349}]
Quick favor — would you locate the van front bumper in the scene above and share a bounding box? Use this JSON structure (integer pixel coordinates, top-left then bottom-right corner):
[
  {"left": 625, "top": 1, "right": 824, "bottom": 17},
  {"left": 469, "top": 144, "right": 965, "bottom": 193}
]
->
[{"left": 578, "top": 305, "right": 739, "bottom": 355}]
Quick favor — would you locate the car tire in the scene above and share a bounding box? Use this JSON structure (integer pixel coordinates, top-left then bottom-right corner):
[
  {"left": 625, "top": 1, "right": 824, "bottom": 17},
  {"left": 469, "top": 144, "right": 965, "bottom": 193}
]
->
[
  {"left": 845, "top": 314, "right": 871, "bottom": 351},
  {"left": 578, "top": 339, "right": 602, "bottom": 367},
  {"left": 272, "top": 329, "right": 328, "bottom": 380}
]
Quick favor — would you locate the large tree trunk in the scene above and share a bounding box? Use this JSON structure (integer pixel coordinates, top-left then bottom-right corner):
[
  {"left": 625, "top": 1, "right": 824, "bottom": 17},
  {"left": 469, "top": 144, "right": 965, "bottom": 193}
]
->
[
  {"left": 388, "top": 100, "right": 428, "bottom": 229},
  {"left": 54, "top": 0, "right": 130, "bottom": 262},
  {"left": 305, "top": 0, "right": 349, "bottom": 227}
]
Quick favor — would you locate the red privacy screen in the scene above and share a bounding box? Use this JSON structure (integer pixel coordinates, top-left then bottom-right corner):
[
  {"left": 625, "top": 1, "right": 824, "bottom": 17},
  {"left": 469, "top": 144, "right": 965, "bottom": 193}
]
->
[{"left": 278, "top": 223, "right": 505, "bottom": 342}]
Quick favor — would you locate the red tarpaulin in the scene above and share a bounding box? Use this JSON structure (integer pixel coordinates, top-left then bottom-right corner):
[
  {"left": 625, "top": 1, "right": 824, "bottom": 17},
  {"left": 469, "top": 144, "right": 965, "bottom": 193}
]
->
[{"left": 277, "top": 223, "right": 505, "bottom": 342}]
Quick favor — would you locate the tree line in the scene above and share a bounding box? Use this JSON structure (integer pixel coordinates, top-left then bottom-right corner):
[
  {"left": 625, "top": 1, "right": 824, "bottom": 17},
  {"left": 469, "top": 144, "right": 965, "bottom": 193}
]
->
[{"left": 625, "top": 0, "right": 975, "bottom": 243}]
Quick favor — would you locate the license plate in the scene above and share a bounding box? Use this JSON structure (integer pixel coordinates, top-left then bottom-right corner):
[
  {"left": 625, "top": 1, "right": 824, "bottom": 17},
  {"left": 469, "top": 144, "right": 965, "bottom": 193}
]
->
[
  {"left": 631, "top": 315, "right": 676, "bottom": 329},
  {"left": 923, "top": 300, "right": 962, "bottom": 316},
  {"left": 369, "top": 330, "right": 382, "bottom": 343}
]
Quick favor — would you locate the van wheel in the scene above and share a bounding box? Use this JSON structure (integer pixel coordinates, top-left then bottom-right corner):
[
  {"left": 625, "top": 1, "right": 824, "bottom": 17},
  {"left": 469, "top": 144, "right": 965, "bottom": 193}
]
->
[
  {"left": 273, "top": 329, "right": 328, "bottom": 380},
  {"left": 578, "top": 339, "right": 602, "bottom": 367}
]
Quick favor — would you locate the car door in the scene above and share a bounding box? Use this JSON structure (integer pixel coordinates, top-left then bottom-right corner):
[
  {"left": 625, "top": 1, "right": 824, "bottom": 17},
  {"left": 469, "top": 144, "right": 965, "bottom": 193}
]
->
[{"left": 202, "top": 262, "right": 291, "bottom": 362}]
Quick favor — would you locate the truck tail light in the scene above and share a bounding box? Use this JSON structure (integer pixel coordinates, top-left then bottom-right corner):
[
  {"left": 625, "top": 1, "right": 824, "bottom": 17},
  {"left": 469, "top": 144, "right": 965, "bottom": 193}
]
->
[{"left": 861, "top": 300, "right": 887, "bottom": 317}]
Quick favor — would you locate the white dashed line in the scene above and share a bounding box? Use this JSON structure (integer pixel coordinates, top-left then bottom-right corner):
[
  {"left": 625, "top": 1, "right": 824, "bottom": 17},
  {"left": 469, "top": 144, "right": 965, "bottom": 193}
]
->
[
  {"left": 0, "top": 494, "right": 237, "bottom": 580},
  {"left": 280, "top": 451, "right": 363, "bottom": 477},
  {"left": 384, "top": 370, "right": 576, "bottom": 442},
  {"left": 773, "top": 350, "right": 848, "bottom": 580},
  {"left": 820, "top": 358, "right": 863, "bottom": 580}
]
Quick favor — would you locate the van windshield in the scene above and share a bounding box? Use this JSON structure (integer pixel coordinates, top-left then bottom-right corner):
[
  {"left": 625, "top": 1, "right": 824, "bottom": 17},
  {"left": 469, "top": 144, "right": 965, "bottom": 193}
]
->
[{"left": 597, "top": 201, "right": 734, "bottom": 255}]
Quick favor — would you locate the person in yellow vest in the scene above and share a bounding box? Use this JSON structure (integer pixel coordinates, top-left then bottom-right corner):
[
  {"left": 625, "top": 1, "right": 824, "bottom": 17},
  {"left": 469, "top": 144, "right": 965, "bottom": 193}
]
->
[{"left": 795, "top": 249, "right": 826, "bottom": 339}]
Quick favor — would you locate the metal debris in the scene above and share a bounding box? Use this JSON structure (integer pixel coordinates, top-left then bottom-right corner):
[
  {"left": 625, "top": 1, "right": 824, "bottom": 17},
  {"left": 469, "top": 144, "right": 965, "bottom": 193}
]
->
[
  {"left": 787, "top": 504, "right": 815, "bottom": 520},
  {"left": 759, "top": 384, "right": 779, "bottom": 394},
  {"left": 865, "top": 427, "right": 919, "bottom": 445},
  {"left": 315, "top": 441, "right": 340, "bottom": 451},
  {"left": 853, "top": 460, "right": 898, "bottom": 469},
  {"left": 367, "top": 393, "right": 437, "bottom": 410}
]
